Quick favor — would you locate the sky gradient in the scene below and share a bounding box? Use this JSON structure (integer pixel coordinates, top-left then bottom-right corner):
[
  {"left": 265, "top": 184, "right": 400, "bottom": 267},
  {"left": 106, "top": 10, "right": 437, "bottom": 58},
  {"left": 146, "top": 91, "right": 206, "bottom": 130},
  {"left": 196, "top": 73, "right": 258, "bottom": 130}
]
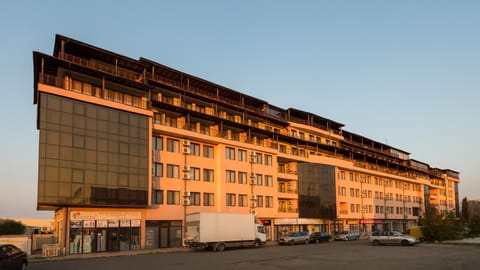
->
[{"left": 1, "top": 0, "right": 479, "bottom": 218}]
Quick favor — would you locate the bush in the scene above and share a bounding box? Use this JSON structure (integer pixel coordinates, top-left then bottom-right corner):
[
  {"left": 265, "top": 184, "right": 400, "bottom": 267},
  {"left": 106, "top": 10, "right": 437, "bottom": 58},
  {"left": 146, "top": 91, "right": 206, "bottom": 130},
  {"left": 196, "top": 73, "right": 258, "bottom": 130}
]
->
[{"left": 0, "top": 219, "right": 26, "bottom": 235}]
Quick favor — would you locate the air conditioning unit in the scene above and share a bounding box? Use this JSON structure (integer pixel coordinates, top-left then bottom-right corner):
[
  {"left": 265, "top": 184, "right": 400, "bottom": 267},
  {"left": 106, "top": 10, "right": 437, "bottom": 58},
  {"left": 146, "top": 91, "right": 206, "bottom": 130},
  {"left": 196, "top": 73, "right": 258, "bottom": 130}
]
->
[
  {"left": 183, "top": 172, "right": 191, "bottom": 180},
  {"left": 183, "top": 191, "right": 191, "bottom": 197},
  {"left": 250, "top": 195, "right": 256, "bottom": 201},
  {"left": 182, "top": 147, "right": 190, "bottom": 154},
  {"left": 250, "top": 179, "right": 256, "bottom": 185},
  {"left": 183, "top": 165, "right": 190, "bottom": 172},
  {"left": 183, "top": 139, "right": 190, "bottom": 147},
  {"left": 249, "top": 173, "right": 255, "bottom": 179},
  {"left": 249, "top": 155, "right": 256, "bottom": 164},
  {"left": 183, "top": 198, "right": 190, "bottom": 206}
]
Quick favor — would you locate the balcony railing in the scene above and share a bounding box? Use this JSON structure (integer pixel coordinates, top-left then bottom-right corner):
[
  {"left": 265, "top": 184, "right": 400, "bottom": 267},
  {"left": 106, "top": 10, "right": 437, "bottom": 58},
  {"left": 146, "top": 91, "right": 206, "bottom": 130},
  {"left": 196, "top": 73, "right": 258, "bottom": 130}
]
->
[
  {"left": 278, "top": 207, "right": 298, "bottom": 213},
  {"left": 38, "top": 73, "right": 147, "bottom": 109}
]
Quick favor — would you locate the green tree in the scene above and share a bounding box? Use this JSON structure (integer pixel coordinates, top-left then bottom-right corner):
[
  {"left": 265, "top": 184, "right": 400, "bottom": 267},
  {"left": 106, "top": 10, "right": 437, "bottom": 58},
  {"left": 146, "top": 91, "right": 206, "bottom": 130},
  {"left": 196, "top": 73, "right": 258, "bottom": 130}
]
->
[
  {"left": 0, "top": 219, "right": 26, "bottom": 235},
  {"left": 421, "top": 206, "right": 463, "bottom": 241},
  {"left": 468, "top": 216, "right": 480, "bottom": 236},
  {"left": 461, "top": 197, "right": 469, "bottom": 222}
]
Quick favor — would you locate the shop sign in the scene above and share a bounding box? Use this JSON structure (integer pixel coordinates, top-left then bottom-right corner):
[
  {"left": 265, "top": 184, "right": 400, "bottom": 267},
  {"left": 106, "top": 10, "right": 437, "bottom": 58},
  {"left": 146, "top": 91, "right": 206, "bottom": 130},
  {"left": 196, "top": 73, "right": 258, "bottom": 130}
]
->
[
  {"left": 70, "top": 211, "right": 141, "bottom": 221},
  {"left": 120, "top": 220, "right": 131, "bottom": 227},
  {"left": 108, "top": 220, "right": 119, "bottom": 228},
  {"left": 83, "top": 220, "right": 96, "bottom": 228},
  {"left": 131, "top": 220, "right": 141, "bottom": 227},
  {"left": 97, "top": 220, "right": 108, "bottom": 228}
]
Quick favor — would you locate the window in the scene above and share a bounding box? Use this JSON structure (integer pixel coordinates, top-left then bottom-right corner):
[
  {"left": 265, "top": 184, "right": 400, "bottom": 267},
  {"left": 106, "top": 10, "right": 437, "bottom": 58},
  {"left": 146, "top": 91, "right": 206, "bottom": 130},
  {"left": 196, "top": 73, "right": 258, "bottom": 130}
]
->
[
  {"left": 166, "top": 164, "right": 179, "bottom": 179},
  {"left": 238, "top": 149, "right": 247, "bottom": 162},
  {"left": 166, "top": 138, "right": 179, "bottom": 152},
  {"left": 238, "top": 171, "right": 247, "bottom": 184},
  {"left": 279, "top": 145, "right": 286, "bottom": 153},
  {"left": 226, "top": 193, "right": 236, "bottom": 206},
  {"left": 190, "top": 143, "right": 200, "bottom": 156},
  {"left": 190, "top": 192, "right": 201, "bottom": 206},
  {"left": 264, "top": 175, "right": 273, "bottom": 187},
  {"left": 350, "top": 188, "right": 355, "bottom": 197},
  {"left": 255, "top": 152, "right": 262, "bottom": 164},
  {"left": 350, "top": 204, "right": 356, "bottom": 213},
  {"left": 203, "top": 193, "right": 214, "bottom": 206},
  {"left": 256, "top": 174, "right": 263, "bottom": 186},
  {"left": 265, "top": 196, "right": 273, "bottom": 208},
  {"left": 203, "top": 169, "right": 214, "bottom": 182},
  {"left": 226, "top": 170, "right": 236, "bottom": 183},
  {"left": 190, "top": 167, "right": 200, "bottom": 181},
  {"left": 264, "top": 155, "right": 272, "bottom": 166},
  {"left": 238, "top": 194, "right": 248, "bottom": 207},
  {"left": 203, "top": 145, "right": 214, "bottom": 158},
  {"left": 226, "top": 147, "right": 235, "bottom": 160},
  {"left": 153, "top": 162, "right": 163, "bottom": 177},
  {"left": 153, "top": 136, "right": 163, "bottom": 150},
  {"left": 349, "top": 173, "right": 354, "bottom": 181},
  {"left": 153, "top": 190, "right": 163, "bottom": 204},
  {"left": 167, "top": 191, "right": 180, "bottom": 205},
  {"left": 257, "top": 195, "right": 264, "bottom": 207}
]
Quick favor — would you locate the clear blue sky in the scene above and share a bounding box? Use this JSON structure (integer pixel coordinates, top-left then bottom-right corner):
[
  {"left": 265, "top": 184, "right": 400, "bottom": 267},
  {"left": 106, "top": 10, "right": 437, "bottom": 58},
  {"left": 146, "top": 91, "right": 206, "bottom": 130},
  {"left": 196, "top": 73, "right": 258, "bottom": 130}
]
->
[{"left": 1, "top": 0, "right": 479, "bottom": 218}]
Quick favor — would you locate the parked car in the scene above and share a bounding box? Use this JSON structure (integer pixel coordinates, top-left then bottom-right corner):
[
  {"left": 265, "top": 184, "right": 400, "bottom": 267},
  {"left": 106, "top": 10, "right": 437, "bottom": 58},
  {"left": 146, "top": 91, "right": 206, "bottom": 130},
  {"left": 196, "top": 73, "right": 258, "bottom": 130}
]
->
[
  {"left": 278, "top": 231, "right": 309, "bottom": 245},
  {"left": 335, "top": 230, "right": 360, "bottom": 241},
  {"left": 0, "top": 244, "right": 28, "bottom": 270},
  {"left": 369, "top": 231, "right": 420, "bottom": 246},
  {"left": 309, "top": 232, "right": 331, "bottom": 243}
]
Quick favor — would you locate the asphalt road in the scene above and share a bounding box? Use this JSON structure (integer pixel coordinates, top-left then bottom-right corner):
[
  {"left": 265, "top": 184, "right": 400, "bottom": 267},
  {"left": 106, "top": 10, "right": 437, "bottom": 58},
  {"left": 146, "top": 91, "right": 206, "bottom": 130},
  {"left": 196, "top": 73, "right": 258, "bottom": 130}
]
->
[{"left": 30, "top": 240, "right": 480, "bottom": 270}]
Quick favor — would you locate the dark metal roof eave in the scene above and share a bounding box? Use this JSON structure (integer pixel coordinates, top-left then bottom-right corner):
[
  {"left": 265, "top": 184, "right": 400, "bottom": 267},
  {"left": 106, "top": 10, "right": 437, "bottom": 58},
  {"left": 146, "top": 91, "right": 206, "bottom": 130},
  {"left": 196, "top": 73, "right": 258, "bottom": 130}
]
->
[
  {"left": 287, "top": 107, "right": 345, "bottom": 129},
  {"left": 54, "top": 34, "right": 148, "bottom": 71}
]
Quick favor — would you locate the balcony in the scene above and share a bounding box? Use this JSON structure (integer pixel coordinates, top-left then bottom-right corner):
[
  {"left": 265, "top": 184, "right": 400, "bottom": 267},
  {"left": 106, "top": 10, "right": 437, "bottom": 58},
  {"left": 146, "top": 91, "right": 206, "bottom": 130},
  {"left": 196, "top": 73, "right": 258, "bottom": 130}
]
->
[
  {"left": 38, "top": 73, "right": 148, "bottom": 109},
  {"left": 278, "top": 207, "right": 298, "bottom": 213}
]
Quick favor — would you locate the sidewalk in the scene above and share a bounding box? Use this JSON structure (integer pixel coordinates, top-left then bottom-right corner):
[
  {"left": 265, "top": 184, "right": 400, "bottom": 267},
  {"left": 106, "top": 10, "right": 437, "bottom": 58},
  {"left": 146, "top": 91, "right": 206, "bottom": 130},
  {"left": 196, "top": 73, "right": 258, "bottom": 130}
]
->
[
  {"left": 30, "top": 241, "right": 279, "bottom": 263},
  {"left": 442, "top": 237, "right": 480, "bottom": 245}
]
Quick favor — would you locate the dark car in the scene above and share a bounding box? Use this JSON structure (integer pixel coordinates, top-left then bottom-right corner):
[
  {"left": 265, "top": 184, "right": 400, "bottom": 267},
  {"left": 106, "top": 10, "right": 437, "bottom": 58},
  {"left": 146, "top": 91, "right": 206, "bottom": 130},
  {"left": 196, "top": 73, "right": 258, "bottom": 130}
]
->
[
  {"left": 309, "top": 232, "right": 331, "bottom": 243},
  {"left": 0, "top": 244, "right": 28, "bottom": 270}
]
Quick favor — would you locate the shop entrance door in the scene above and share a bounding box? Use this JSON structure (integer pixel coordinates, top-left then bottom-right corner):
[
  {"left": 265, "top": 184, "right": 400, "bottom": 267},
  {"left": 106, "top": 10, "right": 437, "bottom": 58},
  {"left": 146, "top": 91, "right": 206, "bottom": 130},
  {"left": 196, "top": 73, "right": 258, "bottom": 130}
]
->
[{"left": 107, "top": 230, "right": 120, "bottom": 251}]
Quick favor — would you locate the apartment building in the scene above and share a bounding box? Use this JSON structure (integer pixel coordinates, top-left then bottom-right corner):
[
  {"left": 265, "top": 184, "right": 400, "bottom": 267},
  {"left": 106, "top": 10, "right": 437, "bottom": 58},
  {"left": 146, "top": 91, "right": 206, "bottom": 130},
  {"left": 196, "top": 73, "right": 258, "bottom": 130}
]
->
[{"left": 33, "top": 35, "right": 460, "bottom": 255}]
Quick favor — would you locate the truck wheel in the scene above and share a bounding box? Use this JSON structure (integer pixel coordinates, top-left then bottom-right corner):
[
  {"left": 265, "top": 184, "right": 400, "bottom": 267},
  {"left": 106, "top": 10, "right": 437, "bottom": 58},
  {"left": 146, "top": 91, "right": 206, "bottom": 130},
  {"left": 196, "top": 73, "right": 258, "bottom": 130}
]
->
[
  {"left": 215, "top": 243, "right": 225, "bottom": 252},
  {"left": 253, "top": 240, "right": 261, "bottom": 248},
  {"left": 373, "top": 240, "right": 380, "bottom": 246}
]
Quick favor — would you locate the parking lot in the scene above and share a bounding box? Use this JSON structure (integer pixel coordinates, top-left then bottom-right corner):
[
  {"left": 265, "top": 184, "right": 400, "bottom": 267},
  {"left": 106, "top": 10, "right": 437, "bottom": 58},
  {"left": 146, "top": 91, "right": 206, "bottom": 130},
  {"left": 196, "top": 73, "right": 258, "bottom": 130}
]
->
[{"left": 31, "top": 240, "right": 480, "bottom": 270}]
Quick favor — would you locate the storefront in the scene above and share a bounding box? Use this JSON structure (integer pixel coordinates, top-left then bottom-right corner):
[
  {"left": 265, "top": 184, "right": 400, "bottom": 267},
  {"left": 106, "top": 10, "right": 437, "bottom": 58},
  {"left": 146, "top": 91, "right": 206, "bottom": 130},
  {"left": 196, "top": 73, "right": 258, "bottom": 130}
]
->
[
  {"left": 274, "top": 218, "right": 329, "bottom": 240},
  {"left": 144, "top": 220, "right": 182, "bottom": 249},
  {"left": 69, "top": 211, "right": 141, "bottom": 254}
]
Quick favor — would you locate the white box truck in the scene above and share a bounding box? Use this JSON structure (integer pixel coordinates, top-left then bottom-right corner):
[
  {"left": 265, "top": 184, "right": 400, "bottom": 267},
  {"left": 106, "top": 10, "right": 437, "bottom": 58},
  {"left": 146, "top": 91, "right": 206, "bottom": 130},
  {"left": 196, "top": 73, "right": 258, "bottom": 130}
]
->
[{"left": 184, "top": 212, "right": 267, "bottom": 251}]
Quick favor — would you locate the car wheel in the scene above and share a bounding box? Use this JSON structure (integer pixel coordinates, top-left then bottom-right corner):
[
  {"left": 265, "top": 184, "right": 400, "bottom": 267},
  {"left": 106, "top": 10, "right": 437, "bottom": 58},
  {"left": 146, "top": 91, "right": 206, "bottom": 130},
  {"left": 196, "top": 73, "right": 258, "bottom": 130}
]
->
[
  {"left": 289, "top": 240, "right": 295, "bottom": 246},
  {"left": 401, "top": 240, "right": 409, "bottom": 246},
  {"left": 315, "top": 239, "right": 320, "bottom": 244},
  {"left": 373, "top": 240, "right": 380, "bottom": 246},
  {"left": 21, "top": 261, "right": 27, "bottom": 270}
]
